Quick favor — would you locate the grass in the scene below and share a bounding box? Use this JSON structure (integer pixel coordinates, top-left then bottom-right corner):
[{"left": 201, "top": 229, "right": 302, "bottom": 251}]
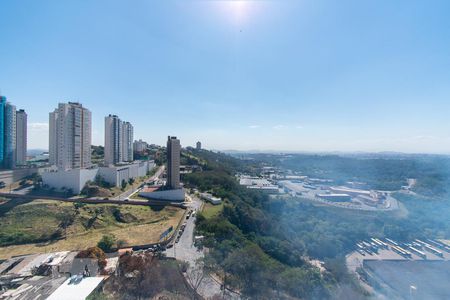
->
[
  {"left": 113, "top": 175, "right": 150, "bottom": 197},
  {"left": 128, "top": 190, "right": 149, "bottom": 201},
  {"left": 0, "top": 199, "right": 184, "bottom": 259},
  {"left": 201, "top": 202, "right": 224, "bottom": 219}
]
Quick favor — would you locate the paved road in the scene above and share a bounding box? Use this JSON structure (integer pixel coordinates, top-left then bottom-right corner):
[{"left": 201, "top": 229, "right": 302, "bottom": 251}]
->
[
  {"left": 112, "top": 165, "right": 165, "bottom": 201},
  {"left": 10, "top": 185, "right": 34, "bottom": 195},
  {"left": 165, "top": 195, "right": 238, "bottom": 299}
]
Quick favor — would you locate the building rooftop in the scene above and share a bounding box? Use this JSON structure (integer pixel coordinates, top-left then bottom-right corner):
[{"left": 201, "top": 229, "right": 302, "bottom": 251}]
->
[{"left": 46, "top": 276, "right": 105, "bottom": 300}]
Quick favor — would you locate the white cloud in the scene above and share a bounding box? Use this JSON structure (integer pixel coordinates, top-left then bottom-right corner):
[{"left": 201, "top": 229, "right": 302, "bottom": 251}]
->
[
  {"left": 273, "top": 124, "right": 287, "bottom": 130},
  {"left": 28, "top": 122, "right": 49, "bottom": 131},
  {"left": 295, "top": 125, "right": 304, "bottom": 129},
  {"left": 248, "top": 125, "right": 261, "bottom": 129}
]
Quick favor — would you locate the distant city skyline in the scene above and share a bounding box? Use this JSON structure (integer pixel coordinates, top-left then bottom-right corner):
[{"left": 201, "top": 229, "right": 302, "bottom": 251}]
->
[{"left": 1, "top": 1, "right": 450, "bottom": 154}]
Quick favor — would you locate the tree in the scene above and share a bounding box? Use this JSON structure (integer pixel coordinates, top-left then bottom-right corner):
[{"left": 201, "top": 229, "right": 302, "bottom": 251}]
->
[
  {"left": 58, "top": 212, "right": 75, "bottom": 239},
  {"left": 128, "top": 178, "right": 135, "bottom": 185},
  {"left": 117, "top": 239, "right": 127, "bottom": 248},
  {"left": 121, "top": 179, "right": 127, "bottom": 190},
  {"left": 185, "top": 258, "right": 208, "bottom": 297},
  {"left": 76, "top": 246, "right": 107, "bottom": 270},
  {"left": 97, "top": 234, "right": 117, "bottom": 253}
]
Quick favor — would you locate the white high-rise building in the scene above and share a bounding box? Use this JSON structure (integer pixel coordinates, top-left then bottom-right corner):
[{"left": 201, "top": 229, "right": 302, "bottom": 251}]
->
[
  {"left": 49, "top": 110, "right": 58, "bottom": 166},
  {"left": 122, "top": 121, "right": 133, "bottom": 162},
  {"left": 104, "top": 115, "right": 122, "bottom": 166},
  {"left": 49, "top": 102, "right": 92, "bottom": 170},
  {"left": 104, "top": 115, "right": 133, "bottom": 166},
  {"left": 133, "top": 139, "right": 148, "bottom": 153},
  {"left": 167, "top": 136, "right": 181, "bottom": 189},
  {"left": 15, "top": 109, "right": 27, "bottom": 165}
]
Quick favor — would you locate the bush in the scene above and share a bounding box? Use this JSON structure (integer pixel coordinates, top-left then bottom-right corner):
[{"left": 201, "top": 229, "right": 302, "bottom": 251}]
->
[
  {"left": 97, "top": 234, "right": 117, "bottom": 253},
  {"left": 76, "top": 246, "right": 107, "bottom": 269}
]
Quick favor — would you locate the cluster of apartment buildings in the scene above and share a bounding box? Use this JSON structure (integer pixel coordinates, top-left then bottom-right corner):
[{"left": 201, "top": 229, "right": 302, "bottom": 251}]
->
[
  {"left": 0, "top": 97, "right": 184, "bottom": 199},
  {"left": 133, "top": 139, "right": 148, "bottom": 153},
  {"left": 43, "top": 102, "right": 154, "bottom": 194},
  {"left": 0, "top": 96, "right": 27, "bottom": 169}
]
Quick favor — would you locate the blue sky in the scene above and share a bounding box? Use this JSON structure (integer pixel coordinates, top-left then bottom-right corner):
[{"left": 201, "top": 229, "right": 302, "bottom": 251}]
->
[{"left": 1, "top": 0, "right": 450, "bottom": 153}]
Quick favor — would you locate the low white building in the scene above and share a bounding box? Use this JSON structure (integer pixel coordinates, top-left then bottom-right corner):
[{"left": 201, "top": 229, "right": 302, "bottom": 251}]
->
[
  {"left": 317, "top": 193, "right": 351, "bottom": 202},
  {"left": 42, "top": 167, "right": 99, "bottom": 194},
  {"left": 42, "top": 160, "right": 155, "bottom": 194},
  {"left": 99, "top": 160, "right": 154, "bottom": 187},
  {"left": 200, "top": 192, "right": 222, "bottom": 205},
  {"left": 138, "top": 188, "right": 185, "bottom": 202},
  {"left": 239, "top": 175, "right": 279, "bottom": 193}
]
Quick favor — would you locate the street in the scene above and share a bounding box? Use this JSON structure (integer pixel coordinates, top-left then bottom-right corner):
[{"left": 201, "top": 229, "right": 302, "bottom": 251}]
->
[
  {"left": 113, "top": 165, "right": 165, "bottom": 200},
  {"left": 165, "top": 194, "right": 239, "bottom": 299}
]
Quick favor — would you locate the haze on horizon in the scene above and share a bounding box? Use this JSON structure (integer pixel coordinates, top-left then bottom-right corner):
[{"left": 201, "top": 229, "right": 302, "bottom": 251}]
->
[{"left": 1, "top": 0, "right": 449, "bottom": 154}]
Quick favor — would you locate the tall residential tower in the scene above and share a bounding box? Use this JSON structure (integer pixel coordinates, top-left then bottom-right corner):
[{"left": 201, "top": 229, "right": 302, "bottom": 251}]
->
[
  {"left": 49, "top": 102, "right": 92, "bottom": 170},
  {"left": 0, "top": 96, "right": 28, "bottom": 168},
  {"left": 104, "top": 115, "right": 133, "bottom": 166},
  {"left": 166, "top": 136, "right": 181, "bottom": 189},
  {"left": 15, "top": 109, "right": 27, "bottom": 165},
  {"left": 3, "top": 102, "right": 16, "bottom": 169},
  {"left": 122, "top": 121, "right": 134, "bottom": 162},
  {"left": 104, "top": 115, "right": 122, "bottom": 165}
]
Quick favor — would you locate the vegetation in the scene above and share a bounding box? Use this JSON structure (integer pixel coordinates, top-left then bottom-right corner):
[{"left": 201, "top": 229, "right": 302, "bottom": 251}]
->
[
  {"left": 76, "top": 246, "right": 107, "bottom": 269},
  {"left": 95, "top": 253, "right": 196, "bottom": 299},
  {"left": 82, "top": 181, "right": 113, "bottom": 198},
  {"left": 97, "top": 234, "right": 117, "bottom": 253},
  {"left": 0, "top": 200, "right": 184, "bottom": 259},
  {"left": 183, "top": 150, "right": 335, "bottom": 298},
  {"left": 248, "top": 153, "right": 450, "bottom": 196},
  {"left": 201, "top": 202, "right": 224, "bottom": 219},
  {"left": 184, "top": 149, "right": 450, "bottom": 298}
]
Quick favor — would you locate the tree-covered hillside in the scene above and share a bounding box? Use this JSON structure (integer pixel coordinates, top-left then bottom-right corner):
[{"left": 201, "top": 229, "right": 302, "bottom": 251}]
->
[
  {"left": 182, "top": 149, "right": 450, "bottom": 299},
  {"left": 183, "top": 149, "right": 366, "bottom": 299}
]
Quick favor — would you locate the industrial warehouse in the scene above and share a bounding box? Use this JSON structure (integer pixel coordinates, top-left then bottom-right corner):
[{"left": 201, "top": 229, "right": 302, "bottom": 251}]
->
[{"left": 347, "top": 238, "right": 450, "bottom": 299}]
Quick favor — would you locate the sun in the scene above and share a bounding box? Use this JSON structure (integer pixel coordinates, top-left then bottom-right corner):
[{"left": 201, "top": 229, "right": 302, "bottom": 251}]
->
[{"left": 221, "top": 0, "right": 251, "bottom": 24}]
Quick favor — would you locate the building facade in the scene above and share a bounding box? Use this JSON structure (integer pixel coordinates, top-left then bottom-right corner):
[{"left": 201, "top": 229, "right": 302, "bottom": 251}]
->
[
  {"left": 166, "top": 136, "right": 181, "bottom": 189},
  {"left": 0, "top": 96, "right": 28, "bottom": 168},
  {"left": 49, "top": 102, "right": 92, "bottom": 170},
  {"left": 0, "top": 97, "right": 5, "bottom": 164},
  {"left": 15, "top": 109, "right": 27, "bottom": 165},
  {"left": 133, "top": 139, "right": 148, "bottom": 153},
  {"left": 196, "top": 141, "right": 201, "bottom": 150},
  {"left": 104, "top": 115, "right": 122, "bottom": 166},
  {"left": 49, "top": 110, "right": 58, "bottom": 166},
  {"left": 3, "top": 103, "right": 16, "bottom": 169},
  {"left": 122, "top": 121, "right": 133, "bottom": 162},
  {"left": 104, "top": 115, "right": 133, "bottom": 166},
  {"left": 42, "top": 160, "right": 155, "bottom": 194}
]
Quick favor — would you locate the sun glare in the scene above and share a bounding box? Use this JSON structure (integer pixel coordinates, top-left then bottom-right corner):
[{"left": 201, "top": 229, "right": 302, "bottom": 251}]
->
[{"left": 219, "top": 0, "right": 253, "bottom": 25}]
